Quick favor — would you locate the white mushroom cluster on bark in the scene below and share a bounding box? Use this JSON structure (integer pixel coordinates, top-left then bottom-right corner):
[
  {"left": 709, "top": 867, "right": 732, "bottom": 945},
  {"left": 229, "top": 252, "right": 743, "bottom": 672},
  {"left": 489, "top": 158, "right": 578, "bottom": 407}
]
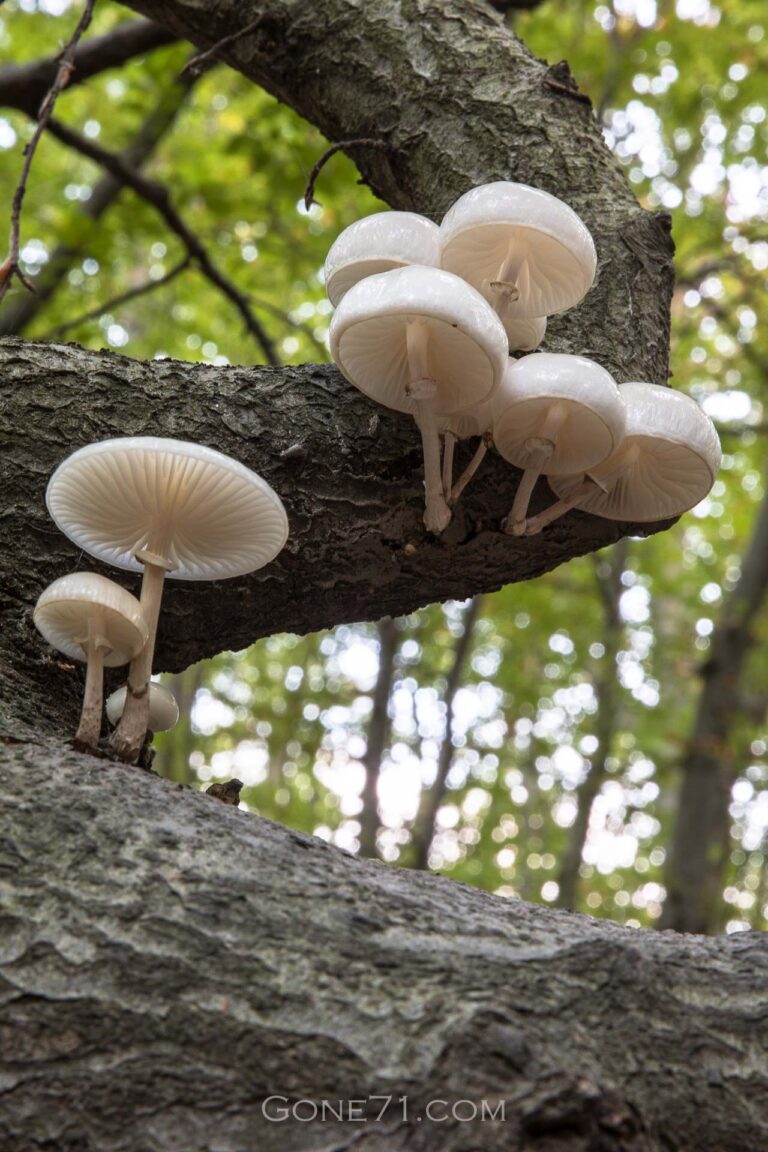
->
[
  {"left": 35, "top": 437, "right": 288, "bottom": 763},
  {"left": 325, "top": 182, "right": 720, "bottom": 535}
]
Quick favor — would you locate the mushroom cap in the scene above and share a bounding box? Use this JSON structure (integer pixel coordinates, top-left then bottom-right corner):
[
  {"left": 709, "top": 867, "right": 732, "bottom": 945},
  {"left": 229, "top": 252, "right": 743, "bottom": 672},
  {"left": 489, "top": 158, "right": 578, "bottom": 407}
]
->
[
  {"left": 46, "top": 438, "right": 289, "bottom": 581},
  {"left": 106, "top": 682, "right": 179, "bottom": 733},
  {"left": 329, "top": 265, "right": 508, "bottom": 417},
  {"left": 492, "top": 354, "right": 625, "bottom": 474},
  {"left": 325, "top": 211, "right": 440, "bottom": 306},
  {"left": 550, "top": 382, "right": 722, "bottom": 521},
  {"left": 442, "top": 399, "right": 493, "bottom": 440},
  {"left": 506, "top": 315, "right": 546, "bottom": 353},
  {"left": 33, "top": 572, "right": 148, "bottom": 667},
  {"left": 440, "top": 182, "right": 597, "bottom": 319}
]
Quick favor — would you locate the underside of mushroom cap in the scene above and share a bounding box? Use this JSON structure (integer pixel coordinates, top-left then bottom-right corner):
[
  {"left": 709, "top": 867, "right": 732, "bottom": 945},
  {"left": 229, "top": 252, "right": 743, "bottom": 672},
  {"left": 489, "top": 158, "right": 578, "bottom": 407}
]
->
[
  {"left": 325, "top": 211, "right": 440, "bottom": 306},
  {"left": 329, "top": 265, "right": 508, "bottom": 417},
  {"left": 46, "top": 438, "right": 289, "bottom": 581},
  {"left": 33, "top": 572, "right": 148, "bottom": 666},
  {"left": 492, "top": 354, "right": 625, "bottom": 474},
  {"left": 106, "top": 682, "right": 179, "bottom": 732},
  {"left": 440, "top": 182, "right": 597, "bottom": 319},
  {"left": 550, "top": 383, "right": 721, "bottom": 520}
]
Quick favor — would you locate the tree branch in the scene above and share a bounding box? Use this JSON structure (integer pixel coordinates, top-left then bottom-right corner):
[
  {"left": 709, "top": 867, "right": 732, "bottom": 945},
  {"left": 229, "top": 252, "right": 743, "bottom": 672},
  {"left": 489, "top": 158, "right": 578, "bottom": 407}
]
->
[
  {"left": 42, "top": 117, "right": 279, "bottom": 365},
  {"left": 39, "top": 257, "right": 191, "bottom": 339},
  {"left": 120, "top": 0, "right": 674, "bottom": 385},
  {"left": 0, "top": 66, "right": 198, "bottom": 337},
  {"left": 0, "top": 0, "right": 96, "bottom": 304},
  {"left": 0, "top": 19, "right": 177, "bottom": 118},
  {"left": 0, "top": 337, "right": 669, "bottom": 744},
  {"left": 1, "top": 743, "right": 766, "bottom": 1151}
]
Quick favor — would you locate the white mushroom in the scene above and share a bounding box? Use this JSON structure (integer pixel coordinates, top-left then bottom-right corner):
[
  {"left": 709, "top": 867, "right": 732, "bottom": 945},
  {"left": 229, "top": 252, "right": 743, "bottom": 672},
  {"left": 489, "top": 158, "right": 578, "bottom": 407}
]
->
[
  {"left": 439, "top": 182, "right": 597, "bottom": 327},
  {"left": 525, "top": 382, "right": 722, "bottom": 534},
  {"left": 329, "top": 265, "right": 508, "bottom": 533},
  {"left": 33, "top": 573, "right": 148, "bottom": 749},
  {"left": 439, "top": 401, "right": 493, "bottom": 506},
  {"left": 505, "top": 315, "right": 547, "bottom": 354},
  {"left": 106, "top": 682, "right": 179, "bottom": 734},
  {"left": 324, "top": 211, "right": 440, "bottom": 306},
  {"left": 493, "top": 354, "right": 625, "bottom": 535},
  {"left": 46, "top": 437, "right": 288, "bottom": 763}
]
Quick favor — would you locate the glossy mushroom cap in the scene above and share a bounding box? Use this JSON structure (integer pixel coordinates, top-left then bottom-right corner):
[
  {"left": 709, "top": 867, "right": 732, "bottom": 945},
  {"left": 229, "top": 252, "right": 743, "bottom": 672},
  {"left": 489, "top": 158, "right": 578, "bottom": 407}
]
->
[
  {"left": 492, "top": 354, "right": 625, "bottom": 474},
  {"left": 329, "top": 265, "right": 508, "bottom": 416},
  {"left": 506, "top": 316, "right": 547, "bottom": 353},
  {"left": 443, "top": 401, "right": 493, "bottom": 441},
  {"left": 325, "top": 211, "right": 440, "bottom": 306},
  {"left": 550, "top": 383, "right": 722, "bottom": 520},
  {"left": 46, "top": 438, "right": 289, "bottom": 580},
  {"left": 33, "top": 573, "right": 148, "bottom": 666},
  {"left": 106, "top": 682, "right": 179, "bottom": 733},
  {"left": 440, "top": 182, "right": 597, "bottom": 319}
]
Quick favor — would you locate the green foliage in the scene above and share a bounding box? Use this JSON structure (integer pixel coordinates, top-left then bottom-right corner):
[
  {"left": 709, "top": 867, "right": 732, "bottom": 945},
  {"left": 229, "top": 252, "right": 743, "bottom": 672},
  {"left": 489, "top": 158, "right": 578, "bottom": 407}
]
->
[{"left": 1, "top": 0, "right": 766, "bottom": 930}]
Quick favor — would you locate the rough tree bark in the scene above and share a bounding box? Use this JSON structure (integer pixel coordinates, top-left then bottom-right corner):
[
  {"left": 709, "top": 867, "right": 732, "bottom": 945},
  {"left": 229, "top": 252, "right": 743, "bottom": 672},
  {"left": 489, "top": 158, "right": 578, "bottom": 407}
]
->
[
  {"left": 0, "top": 338, "right": 666, "bottom": 743},
  {"left": 1, "top": 746, "right": 767, "bottom": 1152}
]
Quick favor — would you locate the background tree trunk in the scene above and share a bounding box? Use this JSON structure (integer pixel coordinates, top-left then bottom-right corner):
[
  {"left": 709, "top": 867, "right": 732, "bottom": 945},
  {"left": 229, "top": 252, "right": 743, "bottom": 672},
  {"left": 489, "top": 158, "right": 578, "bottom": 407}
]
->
[{"left": 1, "top": 743, "right": 766, "bottom": 1152}]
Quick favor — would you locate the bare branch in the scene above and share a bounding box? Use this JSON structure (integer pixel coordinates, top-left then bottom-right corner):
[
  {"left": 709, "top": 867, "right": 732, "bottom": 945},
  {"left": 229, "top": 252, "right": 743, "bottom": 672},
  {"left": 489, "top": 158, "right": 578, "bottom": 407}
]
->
[
  {"left": 43, "top": 118, "right": 280, "bottom": 365},
  {"left": 0, "top": 0, "right": 97, "bottom": 305},
  {"left": 181, "top": 17, "right": 265, "bottom": 77},
  {"left": 0, "top": 20, "right": 177, "bottom": 117},
  {"left": 1, "top": 67, "right": 198, "bottom": 337},
  {"left": 39, "top": 257, "right": 191, "bottom": 338},
  {"left": 304, "top": 138, "right": 389, "bottom": 211}
]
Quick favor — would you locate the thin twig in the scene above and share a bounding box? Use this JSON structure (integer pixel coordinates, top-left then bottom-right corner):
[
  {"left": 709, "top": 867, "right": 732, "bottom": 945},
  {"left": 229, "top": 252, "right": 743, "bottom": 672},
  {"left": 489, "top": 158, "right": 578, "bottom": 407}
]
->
[
  {"left": 181, "top": 18, "right": 264, "bottom": 77},
  {"left": 44, "top": 118, "right": 279, "bottom": 365},
  {"left": 304, "top": 138, "right": 388, "bottom": 211},
  {"left": 0, "top": 0, "right": 96, "bottom": 304},
  {"left": 40, "top": 257, "right": 191, "bottom": 338}
]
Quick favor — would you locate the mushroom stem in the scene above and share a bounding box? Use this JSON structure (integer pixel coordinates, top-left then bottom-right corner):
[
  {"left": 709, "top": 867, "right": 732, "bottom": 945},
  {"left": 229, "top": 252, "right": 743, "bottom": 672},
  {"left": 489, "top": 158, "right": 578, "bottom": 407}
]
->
[
  {"left": 450, "top": 435, "right": 490, "bottom": 506},
  {"left": 442, "top": 431, "right": 457, "bottom": 499},
  {"left": 490, "top": 241, "right": 524, "bottom": 303},
  {"left": 110, "top": 559, "right": 167, "bottom": 762},
  {"left": 503, "top": 403, "right": 568, "bottom": 535},
  {"left": 74, "top": 622, "right": 108, "bottom": 749},
  {"left": 523, "top": 478, "right": 598, "bottom": 535},
  {"left": 406, "top": 319, "right": 451, "bottom": 534}
]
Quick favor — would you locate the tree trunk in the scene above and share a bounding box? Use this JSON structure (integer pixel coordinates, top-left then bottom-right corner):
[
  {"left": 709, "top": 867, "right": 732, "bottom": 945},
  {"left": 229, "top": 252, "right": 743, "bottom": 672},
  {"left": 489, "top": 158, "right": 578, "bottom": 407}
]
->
[
  {"left": 556, "top": 541, "right": 627, "bottom": 911},
  {"left": 359, "top": 617, "right": 400, "bottom": 859},
  {"left": 1, "top": 743, "right": 766, "bottom": 1152},
  {"left": 661, "top": 476, "right": 768, "bottom": 934},
  {"left": 410, "top": 597, "right": 483, "bottom": 869}
]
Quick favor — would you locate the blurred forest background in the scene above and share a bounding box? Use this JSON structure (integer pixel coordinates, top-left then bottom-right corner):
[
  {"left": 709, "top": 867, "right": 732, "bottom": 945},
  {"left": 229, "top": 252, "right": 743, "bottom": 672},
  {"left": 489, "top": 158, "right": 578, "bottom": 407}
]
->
[{"left": 1, "top": 0, "right": 766, "bottom": 935}]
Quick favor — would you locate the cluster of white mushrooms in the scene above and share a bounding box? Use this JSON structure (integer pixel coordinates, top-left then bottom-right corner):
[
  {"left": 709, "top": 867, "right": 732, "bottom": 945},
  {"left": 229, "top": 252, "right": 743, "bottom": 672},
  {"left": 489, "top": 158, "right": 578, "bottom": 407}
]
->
[
  {"left": 326, "top": 182, "right": 721, "bottom": 534},
  {"left": 34, "top": 437, "right": 287, "bottom": 763}
]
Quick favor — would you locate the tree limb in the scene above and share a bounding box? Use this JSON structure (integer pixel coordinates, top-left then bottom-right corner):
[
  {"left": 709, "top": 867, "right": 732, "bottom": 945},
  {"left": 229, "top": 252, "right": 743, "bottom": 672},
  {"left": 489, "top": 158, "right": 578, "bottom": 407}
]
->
[
  {"left": 0, "top": 19, "right": 177, "bottom": 118},
  {"left": 0, "top": 337, "right": 670, "bottom": 744},
  {"left": 39, "top": 117, "right": 279, "bottom": 365},
  {"left": 0, "top": 0, "right": 97, "bottom": 304},
  {"left": 1, "top": 743, "right": 766, "bottom": 1151},
  {"left": 0, "top": 66, "right": 198, "bottom": 337},
  {"left": 119, "top": 0, "right": 674, "bottom": 386}
]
